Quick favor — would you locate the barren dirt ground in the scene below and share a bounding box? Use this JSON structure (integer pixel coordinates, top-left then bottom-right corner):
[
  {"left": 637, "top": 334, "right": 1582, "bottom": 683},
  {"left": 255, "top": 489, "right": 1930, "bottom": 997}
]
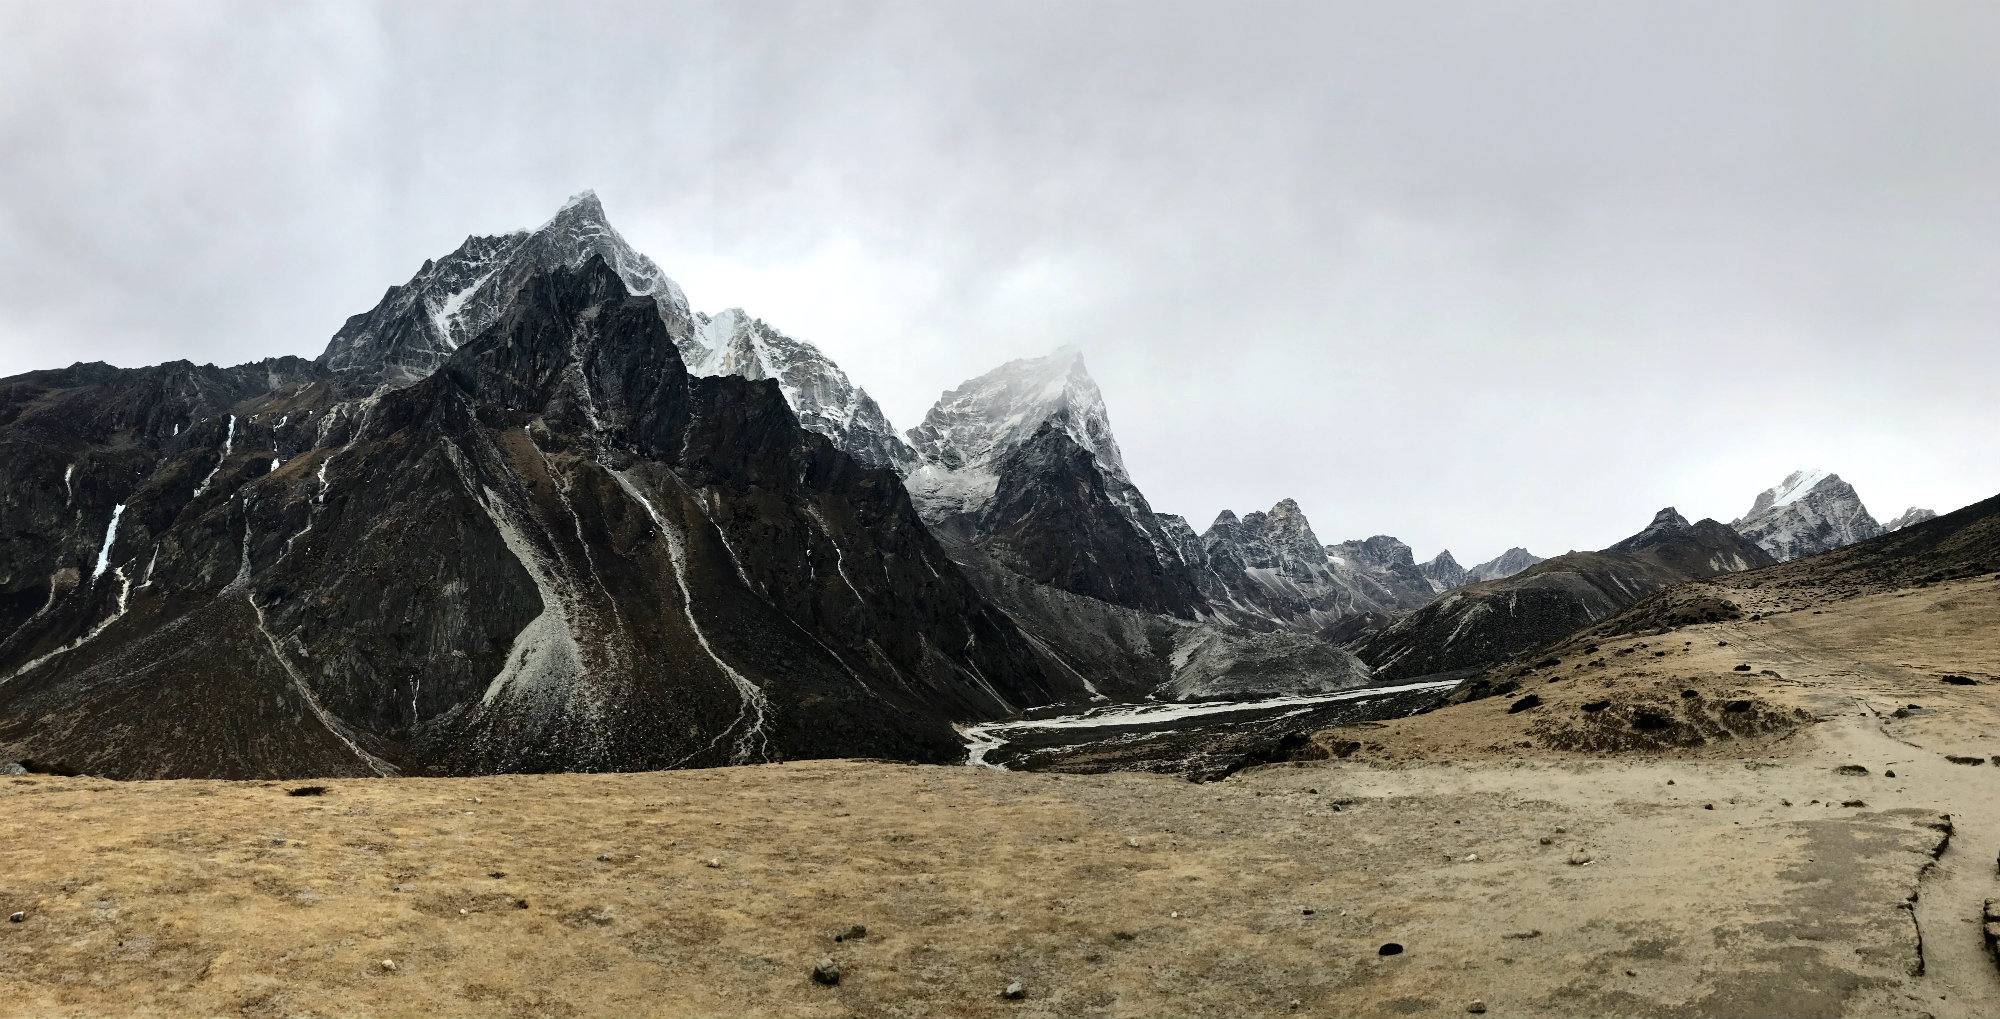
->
[{"left": 1, "top": 576, "right": 1996, "bottom": 1018}]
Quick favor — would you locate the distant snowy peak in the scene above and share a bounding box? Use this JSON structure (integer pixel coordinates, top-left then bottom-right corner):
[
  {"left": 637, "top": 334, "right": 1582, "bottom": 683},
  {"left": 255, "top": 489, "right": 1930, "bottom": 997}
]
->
[
  {"left": 690, "top": 309, "right": 915, "bottom": 472},
  {"left": 321, "top": 190, "right": 700, "bottom": 386},
  {"left": 1731, "top": 469, "right": 1882, "bottom": 561},
  {"left": 1884, "top": 507, "right": 1937, "bottom": 531},
  {"left": 907, "top": 346, "right": 1125, "bottom": 480},
  {"left": 1465, "top": 547, "right": 1542, "bottom": 583},
  {"left": 904, "top": 345, "right": 1131, "bottom": 524}
]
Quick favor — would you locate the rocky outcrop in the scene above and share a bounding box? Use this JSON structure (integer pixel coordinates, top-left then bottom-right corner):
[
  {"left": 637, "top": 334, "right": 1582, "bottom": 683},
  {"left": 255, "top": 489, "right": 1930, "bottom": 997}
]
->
[
  {"left": 0, "top": 258, "right": 1086, "bottom": 779},
  {"left": 1731, "top": 469, "right": 1883, "bottom": 561},
  {"left": 1351, "top": 508, "right": 1775, "bottom": 681}
]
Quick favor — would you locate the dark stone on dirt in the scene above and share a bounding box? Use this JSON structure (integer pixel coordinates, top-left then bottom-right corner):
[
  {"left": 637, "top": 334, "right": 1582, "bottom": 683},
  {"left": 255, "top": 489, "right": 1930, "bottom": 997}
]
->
[
  {"left": 1734, "top": 665, "right": 1752, "bottom": 672},
  {"left": 1942, "top": 675, "right": 1977, "bottom": 685},
  {"left": 1681, "top": 689, "right": 1699, "bottom": 698},
  {"left": 1632, "top": 712, "right": 1672, "bottom": 731},
  {"left": 1378, "top": 942, "right": 1404, "bottom": 956},
  {"left": 288, "top": 786, "right": 326, "bottom": 796},
  {"left": 1842, "top": 800, "right": 1866, "bottom": 807},
  {"left": 811, "top": 957, "right": 840, "bottom": 985},
  {"left": 1947, "top": 755, "right": 1986, "bottom": 766},
  {"left": 1507, "top": 694, "right": 1541, "bottom": 714},
  {"left": 8, "top": 912, "right": 22, "bottom": 923},
  {"left": 1580, "top": 700, "right": 1611, "bottom": 713},
  {"left": 1722, "top": 700, "right": 1753, "bottom": 713},
  {"left": 1834, "top": 765, "right": 1869, "bottom": 776}
]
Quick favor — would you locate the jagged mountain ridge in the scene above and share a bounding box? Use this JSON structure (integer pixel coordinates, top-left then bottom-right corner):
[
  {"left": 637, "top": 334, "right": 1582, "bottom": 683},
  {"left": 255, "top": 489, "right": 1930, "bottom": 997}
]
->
[
  {"left": 0, "top": 258, "right": 1088, "bottom": 778},
  {"left": 320, "top": 191, "right": 912, "bottom": 474},
  {"left": 1352, "top": 508, "right": 1775, "bottom": 682},
  {"left": 1176, "top": 500, "right": 1442, "bottom": 633},
  {"left": 692, "top": 309, "right": 916, "bottom": 472},
  {"left": 1730, "top": 469, "right": 1882, "bottom": 562}
]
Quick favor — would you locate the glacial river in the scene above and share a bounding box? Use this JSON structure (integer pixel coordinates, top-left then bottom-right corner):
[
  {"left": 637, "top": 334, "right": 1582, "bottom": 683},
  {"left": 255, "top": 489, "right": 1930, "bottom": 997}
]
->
[{"left": 959, "top": 678, "right": 1463, "bottom": 769}]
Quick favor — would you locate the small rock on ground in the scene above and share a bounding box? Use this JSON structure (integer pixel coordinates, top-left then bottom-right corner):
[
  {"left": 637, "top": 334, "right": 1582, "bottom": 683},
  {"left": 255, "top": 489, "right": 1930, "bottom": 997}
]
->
[
  {"left": 812, "top": 958, "right": 840, "bottom": 986},
  {"left": 1003, "top": 980, "right": 1025, "bottom": 999}
]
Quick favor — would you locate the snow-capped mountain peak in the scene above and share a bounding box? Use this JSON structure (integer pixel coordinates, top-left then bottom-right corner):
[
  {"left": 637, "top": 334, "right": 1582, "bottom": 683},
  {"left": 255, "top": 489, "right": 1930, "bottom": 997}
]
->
[
  {"left": 905, "top": 346, "right": 1125, "bottom": 481},
  {"left": 1730, "top": 469, "right": 1883, "bottom": 561},
  {"left": 320, "top": 190, "right": 699, "bottom": 385}
]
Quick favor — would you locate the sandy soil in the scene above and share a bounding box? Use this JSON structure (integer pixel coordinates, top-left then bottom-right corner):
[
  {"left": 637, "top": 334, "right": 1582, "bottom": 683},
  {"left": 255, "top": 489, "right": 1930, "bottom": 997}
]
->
[{"left": 0, "top": 576, "right": 1995, "bottom": 1018}]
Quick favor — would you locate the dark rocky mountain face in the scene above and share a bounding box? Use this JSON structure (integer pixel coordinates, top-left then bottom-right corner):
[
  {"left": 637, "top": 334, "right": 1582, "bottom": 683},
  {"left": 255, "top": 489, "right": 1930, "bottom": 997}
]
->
[
  {"left": 0, "top": 259, "right": 1086, "bottom": 779},
  {"left": 974, "top": 421, "right": 1204, "bottom": 617},
  {"left": 320, "top": 192, "right": 913, "bottom": 475},
  {"left": 321, "top": 192, "right": 701, "bottom": 389},
  {"left": 1417, "top": 550, "right": 1467, "bottom": 592},
  {"left": 1351, "top": 507, "right": 1775, "bottom": 681},
  {"left": 691, "top": 309, "right": 915, "bottom": 473},
  {"left": 902, "top": 348, "right": 1203, "bottom": 619},
  {"left": 1180, "top": 500, "right": 1442, "bottom": 633}
]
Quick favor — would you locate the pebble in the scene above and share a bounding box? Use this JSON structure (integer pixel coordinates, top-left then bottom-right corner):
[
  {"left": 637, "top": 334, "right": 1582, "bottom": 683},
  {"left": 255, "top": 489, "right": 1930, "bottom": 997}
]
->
[
  {"left": 1538, "top": 836, "right": 1553, "bottom": 845},
  {"left": 706, "top": 858, "right": 722, "bottom": 869},
  {"left": 1569, "top": 849, "right": 1593, "bottom": 866},
  {"left": 811, "top": 957, "right": 840, "bottom": 986},
  {"left": 1463, "top": 853, "right": 1479, "bottom": 862},
  {"left": 1468, "top": 1001, "right": 1488, "bottom": 1014},
  {"left": 1378, "top": 942, "right": 1403, "bottom": 956},
  {"left": 1552, "top": 825, "right": 1566, "bottom": 834},
  {"left": 380, "top": 959, "right": 397, "bottom": 971},
  {"left": 8, "top": 912, "right": 22, "bottom": 923},
  {"left": 1003, "top": 980, "right": 1025, "bottom": 999}
]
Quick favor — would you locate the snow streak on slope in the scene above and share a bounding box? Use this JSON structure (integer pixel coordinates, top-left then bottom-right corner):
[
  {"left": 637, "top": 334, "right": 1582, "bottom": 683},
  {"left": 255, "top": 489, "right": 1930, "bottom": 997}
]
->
[{"left": 610, "top": 469, "right": 770, "bottom": 765}]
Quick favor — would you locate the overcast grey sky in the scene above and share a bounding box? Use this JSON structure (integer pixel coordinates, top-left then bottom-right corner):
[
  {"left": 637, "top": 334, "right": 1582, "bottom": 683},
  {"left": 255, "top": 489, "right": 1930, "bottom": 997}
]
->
[{"left": 4, "top": 1, "right": 1997, "bottom": 564}]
